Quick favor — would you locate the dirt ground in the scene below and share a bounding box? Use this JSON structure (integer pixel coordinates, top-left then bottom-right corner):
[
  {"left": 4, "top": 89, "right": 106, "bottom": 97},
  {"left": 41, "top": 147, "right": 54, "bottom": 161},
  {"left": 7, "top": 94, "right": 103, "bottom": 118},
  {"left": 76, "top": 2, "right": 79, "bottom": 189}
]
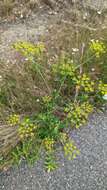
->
[{"left": 0, "top": 0, "right": 107, "bottom": 64}]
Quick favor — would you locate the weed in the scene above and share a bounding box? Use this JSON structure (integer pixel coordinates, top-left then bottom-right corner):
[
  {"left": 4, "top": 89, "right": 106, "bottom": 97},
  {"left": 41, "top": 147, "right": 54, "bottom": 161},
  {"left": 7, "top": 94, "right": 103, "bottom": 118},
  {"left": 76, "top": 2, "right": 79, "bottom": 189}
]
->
[
  {"left": 0, "top": 39, "right": 107, "bottom": 172},
  {"left": 64, "top": 102, "right": 93, "bottom": 129}
]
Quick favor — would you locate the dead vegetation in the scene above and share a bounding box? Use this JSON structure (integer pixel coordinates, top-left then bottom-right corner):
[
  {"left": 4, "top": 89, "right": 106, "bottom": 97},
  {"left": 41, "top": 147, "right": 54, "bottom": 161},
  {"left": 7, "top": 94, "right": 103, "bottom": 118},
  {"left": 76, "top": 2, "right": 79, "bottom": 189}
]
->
[
  {"left": 0, "top": 0, "right": 78, "bottom": 21},
  {"left": 0, "top": 0, "right": 43, "bottom": 21}
]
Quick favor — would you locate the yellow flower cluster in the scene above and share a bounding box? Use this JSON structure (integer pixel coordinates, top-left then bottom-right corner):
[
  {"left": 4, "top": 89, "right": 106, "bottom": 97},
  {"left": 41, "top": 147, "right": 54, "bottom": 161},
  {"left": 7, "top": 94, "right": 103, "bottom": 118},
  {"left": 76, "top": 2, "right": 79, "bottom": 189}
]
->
[
  {"left": 65, "top": 102, "right": 93, "bottom": 129},
  {"left": 7, "top": 114, "right": 20, "bottom": 126},
  {"left": 90, "top": 40, "right": 106, "bottom": 58},
  {"left": 58, "top": 63, "right": 75, "bottom": 77},
  {"left": 60, "top": 132, "right": 68, "bottom": 144},
  {"left": 98, "top": 81, "right": 107, "bottom": 95},
  {"left": 42, "top": 96, "right": 52, "bottom": 104},
  {"left": 13, "top": 41, "right": 45, "bottom": 58},
  {"left": 64, "top": 140, "right": 80, "bottom": 160},
  {"left": 52, "top": 58, "right": 76, "bottom": 79},
  {"left": 76, "top": 74, "right": 94, "bottom": 93},
  {"left": 18, "top": 118, "right": 37, "bottom": 139},
  {"left": 43, "top": 138, "right": 55, "bottom": 152}
]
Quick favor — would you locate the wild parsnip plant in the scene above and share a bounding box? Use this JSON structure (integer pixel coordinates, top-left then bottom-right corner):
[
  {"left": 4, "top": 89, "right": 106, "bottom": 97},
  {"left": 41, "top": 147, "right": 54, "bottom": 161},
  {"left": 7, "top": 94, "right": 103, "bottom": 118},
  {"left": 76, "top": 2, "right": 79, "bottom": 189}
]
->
[
  {"left": 63, "top": 140, "right": 80, "bottom": 160},
  {"left": 89, "top": 40, "right": 106, "bottom": 58},
  {"left": 64, "top": 102, "right": 93, "bottom": 129},
  {"left": 7, "top": 114, "right": 20, "bottom": 126},
  {"left": 0, "top": 39, "right": 107, "bottom": 171}
]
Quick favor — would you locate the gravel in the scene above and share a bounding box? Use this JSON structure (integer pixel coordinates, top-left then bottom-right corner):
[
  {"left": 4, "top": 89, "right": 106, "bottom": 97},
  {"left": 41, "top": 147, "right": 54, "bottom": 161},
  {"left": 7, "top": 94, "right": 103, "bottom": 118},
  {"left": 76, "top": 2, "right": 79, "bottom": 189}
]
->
[{"left": 0, "top": 110, "right": 107, "bottom": 190}]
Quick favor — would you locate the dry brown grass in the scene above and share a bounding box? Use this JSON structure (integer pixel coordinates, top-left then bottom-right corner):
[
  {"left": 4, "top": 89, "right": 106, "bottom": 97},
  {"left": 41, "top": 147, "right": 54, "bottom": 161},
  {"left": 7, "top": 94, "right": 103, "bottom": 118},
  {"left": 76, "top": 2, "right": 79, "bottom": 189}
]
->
[
  {"left": 0, "top": 0, "right": 74, "bottom": 19},
  {"left": 0, "top": 0, "right": 15, "bottom": 17},
  {"left": 0, "top": 0, "right": 42, "bottom": 19},
  {"left": 0, "top": 52, "right": 49, "bottom": 156}
]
